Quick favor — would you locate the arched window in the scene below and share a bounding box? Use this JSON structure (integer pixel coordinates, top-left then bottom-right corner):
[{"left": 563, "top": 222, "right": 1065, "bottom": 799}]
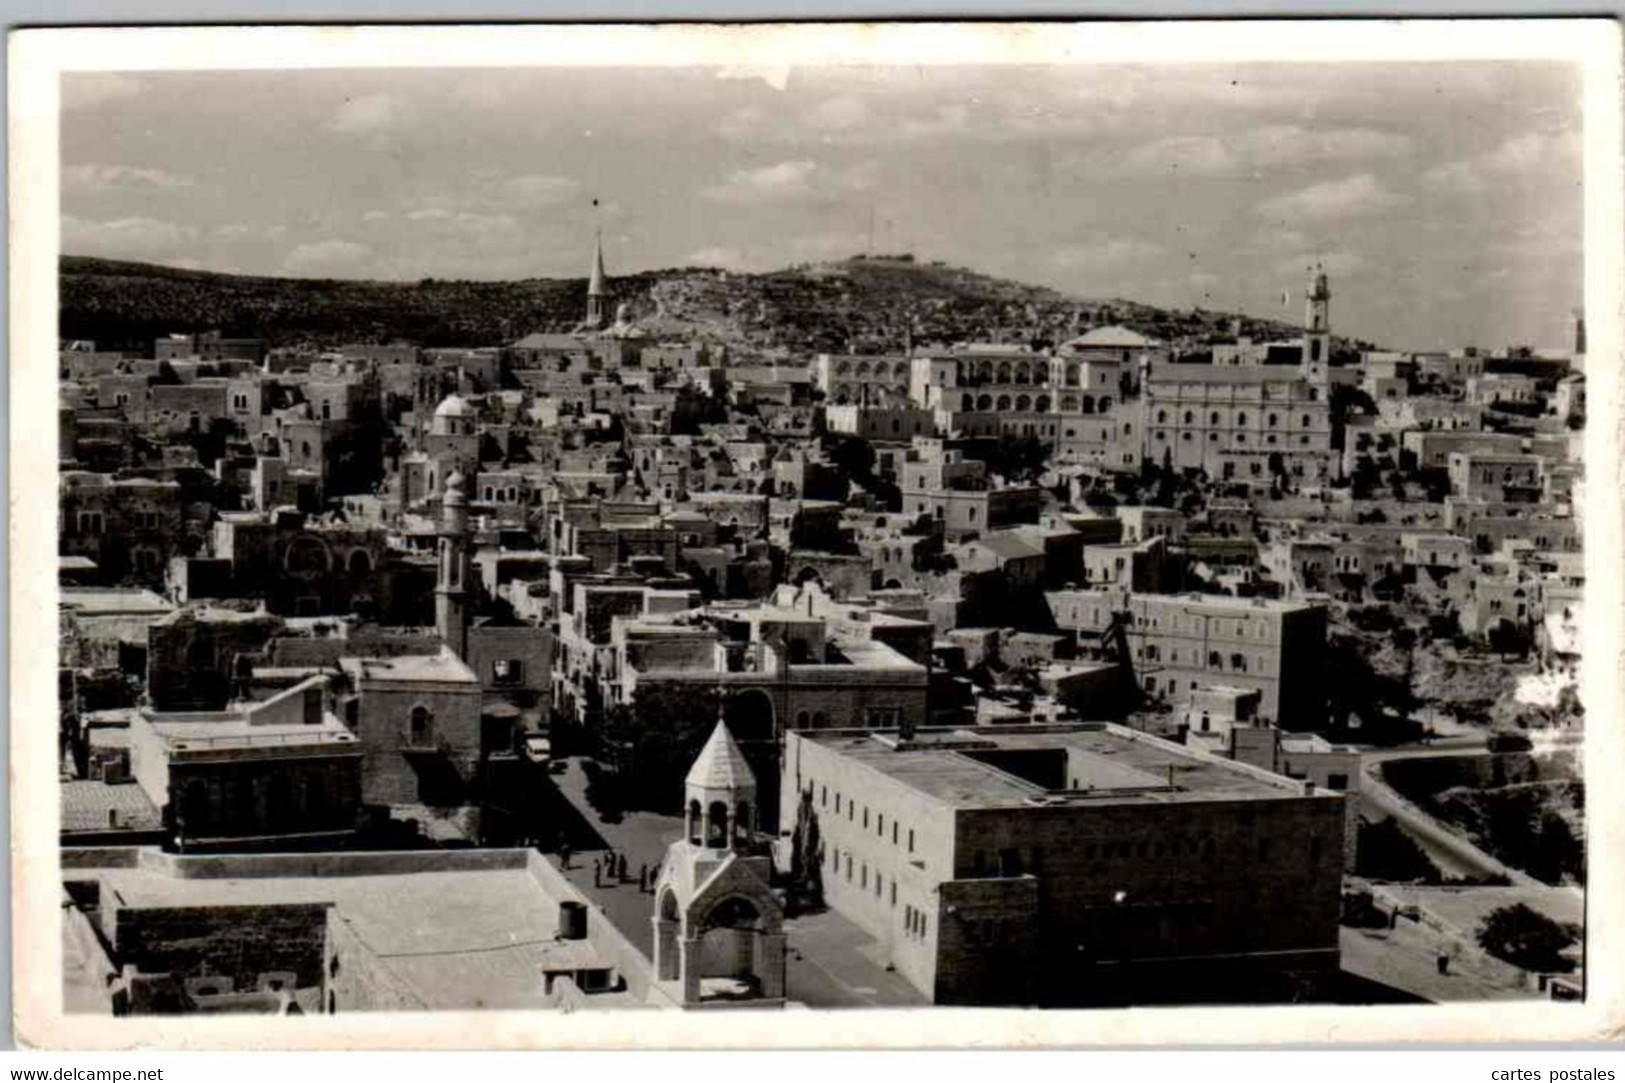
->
[
  {"left": 410, "top": 705, "right": 433, "bottom": 746},
  {"left": 1268, "top": 413, "right": 1278, "bottom": 427},
  {"left": 707, "top": 801, "right": 730, "bottom": 847},
  {"left": 1183, "top": 411, "right": 1194, "bottom": 424},
  {"left": 1081, "top": 395, "right": 1095, "bottom": 415},
  {"left": 1156, "top": 409, "right": 1167, "bottom": 424},
  {"left": 1210, "top": 412, "right": 1220, "bottom": 425},
  {"left": 1099, "top": 396, "right": 1111, "bottom": 412}
]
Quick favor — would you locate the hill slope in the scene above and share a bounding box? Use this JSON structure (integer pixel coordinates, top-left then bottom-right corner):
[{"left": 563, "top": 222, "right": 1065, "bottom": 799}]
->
[{"left": 60, "top": 254, "right": 1312, "bottom": 355}]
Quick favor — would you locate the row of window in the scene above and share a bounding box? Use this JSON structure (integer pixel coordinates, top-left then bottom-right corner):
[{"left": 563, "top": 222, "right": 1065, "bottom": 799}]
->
[
  {"left": 1141, "top": 644, "right": 1257, "bottom": 673},
  {"left": 1155, "top": 410, "right": 1316, "bottom": 428},
  {"left": 818, "top": 783, "right": 917, "bottom": 854},
  {"left": 1154, "top": 430, "right": 1316, "bottom": 447}
]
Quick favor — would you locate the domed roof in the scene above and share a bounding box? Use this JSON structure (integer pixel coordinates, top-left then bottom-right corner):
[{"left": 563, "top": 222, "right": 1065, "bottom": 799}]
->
[
  {"left": 686, "top": 721, "right": 755, "bottom": 794},
  {"left": 1067, "top": 325, "right": 1153, "bottom": 349},
  {"left": 435, "top": 394, "right": 473, "bottom": 419}
]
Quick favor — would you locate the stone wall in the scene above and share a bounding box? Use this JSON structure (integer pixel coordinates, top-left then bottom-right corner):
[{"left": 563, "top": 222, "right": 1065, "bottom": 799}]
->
[{"left": 111, "top": 903, "right": 331, "bottom": 993}]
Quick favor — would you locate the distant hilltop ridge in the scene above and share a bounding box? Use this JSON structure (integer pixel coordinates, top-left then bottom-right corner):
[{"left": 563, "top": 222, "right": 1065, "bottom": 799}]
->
[{"left": 60, "top": 253, "right": 1334, "bottom": 357}]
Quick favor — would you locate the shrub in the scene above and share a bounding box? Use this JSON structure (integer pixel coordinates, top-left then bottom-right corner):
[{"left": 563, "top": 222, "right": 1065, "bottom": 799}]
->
[{"left": 1477, "top": 903, "right": 1578, "bottom": 973}]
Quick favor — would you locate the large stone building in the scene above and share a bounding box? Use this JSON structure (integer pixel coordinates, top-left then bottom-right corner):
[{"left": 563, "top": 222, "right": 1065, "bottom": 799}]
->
[
  {"left": 1045, "top": 590, "right": 1329, "bottom": 727},
  {"left": 782, "top": 723, "right": 1345, "bottom": 1005}
]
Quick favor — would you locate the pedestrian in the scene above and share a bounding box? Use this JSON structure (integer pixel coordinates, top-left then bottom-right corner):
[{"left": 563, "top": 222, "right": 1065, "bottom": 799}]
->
[
  {"left": 618, "top": 853, "right": 629, "bottom": 882},
  {"left": 592, "top": 859, "right": 601, "bottom": 888},
  {"left": 560, "top": 842, "right": 572, "bottom": 870},
  {"left": 1436, "top": 953, "right": 1450, "bottom": 976}
]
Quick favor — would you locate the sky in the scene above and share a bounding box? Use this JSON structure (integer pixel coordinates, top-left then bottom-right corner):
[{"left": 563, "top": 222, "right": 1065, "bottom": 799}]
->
[{"left": 61, "top": 62, "right": 1583, "bottom": 351}]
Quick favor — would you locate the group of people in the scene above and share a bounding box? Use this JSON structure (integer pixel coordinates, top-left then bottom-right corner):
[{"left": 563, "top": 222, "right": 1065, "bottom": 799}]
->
[{"left": 592, "top": 851, "right": 656, "bottom": 892}]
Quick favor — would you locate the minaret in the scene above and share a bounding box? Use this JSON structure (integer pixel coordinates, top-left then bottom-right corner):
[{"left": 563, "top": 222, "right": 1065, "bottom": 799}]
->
[
  {"left": 586, "top": 229, "right": 609, "bottom": 329},
  {"left": 435, "top": 470, "right": 471, "bottom": 661},
  {"left": 1303, "top": 263, "right": 1331, "bottom": 368}
]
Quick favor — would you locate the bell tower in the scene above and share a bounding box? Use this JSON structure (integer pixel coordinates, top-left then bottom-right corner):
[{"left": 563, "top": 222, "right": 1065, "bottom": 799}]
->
[
  {"left": 650, "top": 721, "right": 786, "bottom": 1008},
  {"left": 1303, "top": 263, "right": 1331, "bottom": 371},
  {"left": 435, "top": 470, "right": 471, "bottom": 661}
]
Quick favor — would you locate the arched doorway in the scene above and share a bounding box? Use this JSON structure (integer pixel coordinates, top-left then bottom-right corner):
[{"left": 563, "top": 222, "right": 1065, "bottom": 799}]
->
[
  {"left": 696, "top": 896, "right": 768, "bottom": 999},
  {"left": 656, "top": 890, "right": 682, "bottom": 981}
]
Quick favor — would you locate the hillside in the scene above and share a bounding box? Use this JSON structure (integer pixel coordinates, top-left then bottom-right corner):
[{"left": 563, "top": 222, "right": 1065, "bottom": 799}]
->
[{"left": 60, "top": 254, "right": 1316, "bottom": 356}]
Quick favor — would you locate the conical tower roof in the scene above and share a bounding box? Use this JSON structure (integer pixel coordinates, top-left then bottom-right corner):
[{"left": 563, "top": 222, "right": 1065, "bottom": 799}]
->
[
  {"left": 686, "top": 721, "right": 756, "bottom": 793},
  {"left": 588, "top": 230, "right": 608, "bottom": 298}
]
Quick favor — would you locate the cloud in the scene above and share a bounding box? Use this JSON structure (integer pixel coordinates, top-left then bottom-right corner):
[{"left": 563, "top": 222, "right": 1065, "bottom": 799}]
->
[
  {"left": 64, "top": 163, "right": 194, "bottom": 191},
  {"left": 1121, "top": 126, "right": 1412, "bottom": 177},
  {"left": 1257, "top": 174, "right": 1404, "bottom": 222},
  {"left": 703, "top": 159, "right": 877, "bottom": 205},
  {"left": 1423, "top": 130, "right": 1582, "bottom": 195},
  {"left": 1271, "top": 251, "right": 1364, "bottom": 279},
  {"left": 403, "top": 208, "right": 526, "bottom": 245},
  {"left": 1122, "top": 136, "right": 1237, "bottom": 175},
  {"left": 1049, "top": 238, "right": 1164, "bottom": 271},
  {"left": 62, "top": 215, "right": 198, "bottom": 255},
  {"left": 681, "top": 246, "right": 747, "bottom": 268},
  {"left": 282, "top": 239, "right": 373, "bottom": 276},
  {"left": 500, "top": 173, "right": 580, "bottom": 208},
  {"left": 1243, "top": 125, "right": 1413, "bottom": 166},
  {"left": 60, "top": 74, "right": 145, "bottom": 111},
  {"left": 211, "top": 222, "right": 288, "bottom": 242},
  {"left": 805, "top": 95, "right": 871, "bottom": 133},
  {"left": 715, "top": 66, "right": 791, "bottom": 91},
  {"left": 327, "top": 94, "right": 412, "bottom": 134}
]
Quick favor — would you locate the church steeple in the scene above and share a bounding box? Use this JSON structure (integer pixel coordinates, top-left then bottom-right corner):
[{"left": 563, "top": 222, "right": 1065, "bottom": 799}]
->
[
  {"left": 586, "top": 229, "right": 609, "bottom": 329},
  {"left": 684, "top": 721, "right": 756, "bottom": 852}
]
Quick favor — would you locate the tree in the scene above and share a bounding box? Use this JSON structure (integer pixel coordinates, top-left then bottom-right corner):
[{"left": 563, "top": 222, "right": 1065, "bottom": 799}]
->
[
  {"left": 598, "top": 683, "right": 725, "bottom": 814},
  {"left": 1487, "top": 619, "right": 1533, "bottom": 660},
  {"left": 1355, "top": 817, "right": 1443, "bottom": 883},
  {"left": 787, "top": 785, "right": 826, "bottom": 913},
  {"left": 1477, "top": 903, "right": 1578, "bottom": 973}
]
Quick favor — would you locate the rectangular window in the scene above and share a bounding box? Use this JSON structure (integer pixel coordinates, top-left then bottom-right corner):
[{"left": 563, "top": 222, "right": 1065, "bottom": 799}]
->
[
  {"left": 890, "top": 882, "right": 897, "bottom": 907},
  {"left": 907, "top": 829, "right": 915, "bottom": 853},
  {"left": 820, "top": 785, "right": 827, "bottom": 807},
  {"left": 861, "top": 865, "right": 867, "bottom": 889},
  {"left": 877, "top": 813, "right": 884, "bottom": 837},
  {"left": 892, "top": 823, "right": 899, "bottom": 845},
  {"left": 863, "top": 808, "right": 869, "bottom": 828}
]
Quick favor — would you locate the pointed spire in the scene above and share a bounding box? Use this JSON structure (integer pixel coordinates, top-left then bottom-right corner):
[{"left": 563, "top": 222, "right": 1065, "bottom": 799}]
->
[
  {"left": 588, "top": 228, "right": 608, "bottom": 298},
  {"left": 686, "top": 720, "right": 756, "bottom": 792}
]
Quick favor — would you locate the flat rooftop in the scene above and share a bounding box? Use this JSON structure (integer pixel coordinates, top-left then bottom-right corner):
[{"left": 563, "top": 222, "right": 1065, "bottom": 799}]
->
[
  {"left": 340, "top": 650, "right": 478, "bottom": 685},
  {"left": 60, "top": 588, "right": 173, "bottom": 615},
  {"left": 800, "top": 725, "right": 1314, "bottom": 809},
  {"left": 83, "top": 855, "right": 629, "bottom": 1011},
  {"left": 145, "top": 716, "right": 359, "bottom": 752}
]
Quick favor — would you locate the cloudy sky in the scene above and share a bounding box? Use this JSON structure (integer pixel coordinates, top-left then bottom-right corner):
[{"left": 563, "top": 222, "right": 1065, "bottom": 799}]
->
[{"left": 62, "top": 62, "right": 1582, "bottom": 350}]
